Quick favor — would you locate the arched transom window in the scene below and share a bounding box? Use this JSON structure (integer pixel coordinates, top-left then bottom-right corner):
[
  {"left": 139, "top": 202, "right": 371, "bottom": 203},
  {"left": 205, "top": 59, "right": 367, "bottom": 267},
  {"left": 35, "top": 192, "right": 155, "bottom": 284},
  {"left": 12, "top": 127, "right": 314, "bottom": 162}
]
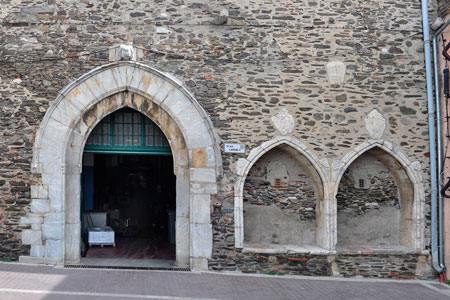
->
[{"left": 84, "top": 108, "right": 171, "bottom": 155}]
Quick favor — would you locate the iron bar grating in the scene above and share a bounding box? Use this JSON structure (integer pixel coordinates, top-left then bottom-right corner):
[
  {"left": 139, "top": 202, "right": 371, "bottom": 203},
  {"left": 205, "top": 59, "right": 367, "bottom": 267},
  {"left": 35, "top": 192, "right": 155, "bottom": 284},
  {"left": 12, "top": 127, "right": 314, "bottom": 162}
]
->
[{"left": 64, "top": 264, "right": 190, "bottom": 271}]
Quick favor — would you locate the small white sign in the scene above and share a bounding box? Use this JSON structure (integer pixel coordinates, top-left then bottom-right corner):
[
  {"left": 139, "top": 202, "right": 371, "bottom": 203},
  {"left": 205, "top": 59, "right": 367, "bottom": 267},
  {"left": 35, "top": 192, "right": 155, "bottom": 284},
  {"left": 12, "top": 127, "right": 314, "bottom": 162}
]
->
[{"left": 224, "top": 143, "right": 245, "bottom": 153}]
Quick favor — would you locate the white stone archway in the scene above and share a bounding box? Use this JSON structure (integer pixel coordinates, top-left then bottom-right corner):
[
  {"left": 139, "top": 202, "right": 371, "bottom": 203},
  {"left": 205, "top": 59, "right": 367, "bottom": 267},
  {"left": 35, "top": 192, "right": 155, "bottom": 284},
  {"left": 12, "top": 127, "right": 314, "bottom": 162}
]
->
[
  {"left": 21, "top": 62, "right": 222, "bottom": 270},
  {"left": 332, "top": 140, "right": 425, "bottom": 250},
  {"left": 234, "top": 136, "right": 334, "bottom": 250}
]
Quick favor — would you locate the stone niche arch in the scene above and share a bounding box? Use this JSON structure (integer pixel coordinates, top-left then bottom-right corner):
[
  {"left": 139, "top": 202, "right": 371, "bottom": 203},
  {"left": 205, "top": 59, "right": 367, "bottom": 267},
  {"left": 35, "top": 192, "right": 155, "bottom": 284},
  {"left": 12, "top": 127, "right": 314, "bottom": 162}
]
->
[
  {"left": 333, "top": 141, "right": 425, "bottom": 250},
  {"left": 234, "top": 136, "right": 334, "bottom": 250},
  {"left": 23, "top": 62, "right": 222, "bottom": 270}
]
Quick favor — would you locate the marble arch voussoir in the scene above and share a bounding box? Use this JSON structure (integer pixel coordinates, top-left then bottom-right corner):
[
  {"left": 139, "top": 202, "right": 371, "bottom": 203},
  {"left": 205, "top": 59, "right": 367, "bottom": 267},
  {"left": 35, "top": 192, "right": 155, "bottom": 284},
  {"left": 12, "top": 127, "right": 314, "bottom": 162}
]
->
[{"left": 25, "top": 62, "right": 222, "bottom": 270}]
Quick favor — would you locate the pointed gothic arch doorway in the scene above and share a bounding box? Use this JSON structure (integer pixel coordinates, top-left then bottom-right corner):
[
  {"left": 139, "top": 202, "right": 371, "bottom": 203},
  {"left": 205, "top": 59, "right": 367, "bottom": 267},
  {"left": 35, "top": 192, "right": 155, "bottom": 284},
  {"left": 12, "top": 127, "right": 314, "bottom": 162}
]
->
[
  {"left": 24, "top": 62, "right": 222, "bottom": 270},
  {"left": 81, "top": 108, "right": 177, "bottom": 264}
]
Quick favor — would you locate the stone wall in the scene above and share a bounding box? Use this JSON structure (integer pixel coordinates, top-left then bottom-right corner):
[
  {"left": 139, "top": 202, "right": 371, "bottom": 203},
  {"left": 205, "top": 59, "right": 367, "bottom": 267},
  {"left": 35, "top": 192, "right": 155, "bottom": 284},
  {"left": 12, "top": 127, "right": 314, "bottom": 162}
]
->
[
  {"left": 235, "top": 251, "right": 331, "bottom": 276},
  {"left": 336, "top": 253, "right": 423, "bottom": 279},
  {"left": 235, "top": 251, "right": 429, "bottom": 279},
  {"left": 0, "top": 0, "right": 435, "bottom": 277},
  {"left": 0, "top": 79, "right": 42, "bottom": 260},
  {"left": 438, "top": 0, "right": 450, "bottom": 17}
]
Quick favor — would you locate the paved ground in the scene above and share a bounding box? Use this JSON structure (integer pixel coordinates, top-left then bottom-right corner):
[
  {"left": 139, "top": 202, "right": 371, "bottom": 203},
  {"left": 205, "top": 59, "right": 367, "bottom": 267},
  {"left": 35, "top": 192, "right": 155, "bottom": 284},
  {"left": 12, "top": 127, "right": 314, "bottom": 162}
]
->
[{"left": 1, "top": 263, "right": 450, "bottom": 300}]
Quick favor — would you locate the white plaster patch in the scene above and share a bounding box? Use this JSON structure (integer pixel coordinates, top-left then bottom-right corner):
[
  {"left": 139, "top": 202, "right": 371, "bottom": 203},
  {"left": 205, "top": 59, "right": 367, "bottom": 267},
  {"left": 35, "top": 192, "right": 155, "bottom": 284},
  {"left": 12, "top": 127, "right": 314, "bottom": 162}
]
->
[
  {"left": 365, "top": 109, "right": 386, "bottom": 139},
  {"left": 326, "top": 61, "right": 346, "bottom": 85},
  {"left": 271, "top": 109, "right": 294, "bottom": 135}
]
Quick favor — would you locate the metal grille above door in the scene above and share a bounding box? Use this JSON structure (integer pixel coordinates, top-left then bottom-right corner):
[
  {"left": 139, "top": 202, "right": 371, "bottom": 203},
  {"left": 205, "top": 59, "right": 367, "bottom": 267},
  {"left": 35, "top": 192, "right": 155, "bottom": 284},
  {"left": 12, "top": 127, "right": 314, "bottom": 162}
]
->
[{"left": 85, "top": 108, "right": 171, "bottom": 155}]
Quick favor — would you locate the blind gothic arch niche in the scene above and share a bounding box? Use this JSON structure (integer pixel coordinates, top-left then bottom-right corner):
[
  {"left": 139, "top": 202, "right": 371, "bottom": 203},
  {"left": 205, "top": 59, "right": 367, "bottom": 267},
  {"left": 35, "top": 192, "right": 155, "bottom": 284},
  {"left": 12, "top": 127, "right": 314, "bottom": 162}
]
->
[
  {"left": 334, "top": 142, "right": 426, "bottom": 251},
  {"left": 234, "top": 138, "right": 425, "bottom": 252},
  {"left": 336, "top": 148, "right": 405, "bottom": 249},
  {"left": 335, "top": 145, "right": 421, "bottom": 250},
  {"left": 234, "top": 137, "right": 331, "bottom": 250},
  {"left": 242, "top": 144, "right": 324, "bottom": 247},
  {"left": 28, "top": 62, "right": 222, "bottom": 270}
]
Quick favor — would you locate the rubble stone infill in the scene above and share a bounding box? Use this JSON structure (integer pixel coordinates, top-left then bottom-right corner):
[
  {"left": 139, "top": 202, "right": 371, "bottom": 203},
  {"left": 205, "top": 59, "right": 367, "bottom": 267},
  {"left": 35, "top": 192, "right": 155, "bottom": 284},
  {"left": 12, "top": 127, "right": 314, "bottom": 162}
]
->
[
  {"left": 235, "top": 251, "right": 331, "bottom": 276},
  {"left": 233, "top": 250, "right": 432, "bottom": 279}
]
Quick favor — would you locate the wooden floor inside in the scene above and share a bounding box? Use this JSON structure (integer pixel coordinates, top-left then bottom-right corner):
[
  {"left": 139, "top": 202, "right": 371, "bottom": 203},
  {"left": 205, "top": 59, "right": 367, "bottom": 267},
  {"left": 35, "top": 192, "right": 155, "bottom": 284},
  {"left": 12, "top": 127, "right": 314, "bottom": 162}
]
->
[{"left": 85, "top": 236, "right": 175, "bottom": 260}]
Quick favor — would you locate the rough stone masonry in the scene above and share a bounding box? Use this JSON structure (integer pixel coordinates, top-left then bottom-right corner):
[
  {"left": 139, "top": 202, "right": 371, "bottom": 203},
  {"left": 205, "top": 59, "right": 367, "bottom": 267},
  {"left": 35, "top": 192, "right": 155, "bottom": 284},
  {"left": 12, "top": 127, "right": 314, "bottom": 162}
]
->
[{"left": 0, "top": 0, "right": 439, "bottom": 278}]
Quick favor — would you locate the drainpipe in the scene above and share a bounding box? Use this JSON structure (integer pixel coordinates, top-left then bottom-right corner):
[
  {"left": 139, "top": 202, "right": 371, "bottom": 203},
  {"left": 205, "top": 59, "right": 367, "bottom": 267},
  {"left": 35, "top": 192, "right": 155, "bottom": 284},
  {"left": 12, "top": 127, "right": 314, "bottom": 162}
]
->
[
  {"left": 423, "top": 0, "right": 445, "bottom": 274},
  {"left": 433, "top": 19, "right": 450, "bottom": 275}
]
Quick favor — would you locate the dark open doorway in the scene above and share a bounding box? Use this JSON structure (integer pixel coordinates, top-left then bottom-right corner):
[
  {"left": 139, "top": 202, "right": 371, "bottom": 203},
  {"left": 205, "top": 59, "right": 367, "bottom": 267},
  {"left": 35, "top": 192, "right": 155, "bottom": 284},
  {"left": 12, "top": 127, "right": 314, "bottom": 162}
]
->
[
  {"left": 80, "top": 108, "right": 176, "bottom": 265},
  {"left": 82, "top": 154, "right": 176, "bottom": 261}
]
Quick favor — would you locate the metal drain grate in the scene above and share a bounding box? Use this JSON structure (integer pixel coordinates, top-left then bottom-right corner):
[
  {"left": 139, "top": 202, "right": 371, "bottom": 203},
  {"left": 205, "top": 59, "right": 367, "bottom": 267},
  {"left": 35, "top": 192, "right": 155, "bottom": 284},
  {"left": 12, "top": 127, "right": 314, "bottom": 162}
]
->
[{"left": 64, "top": 264, "right": 190, "bottom": 271}]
